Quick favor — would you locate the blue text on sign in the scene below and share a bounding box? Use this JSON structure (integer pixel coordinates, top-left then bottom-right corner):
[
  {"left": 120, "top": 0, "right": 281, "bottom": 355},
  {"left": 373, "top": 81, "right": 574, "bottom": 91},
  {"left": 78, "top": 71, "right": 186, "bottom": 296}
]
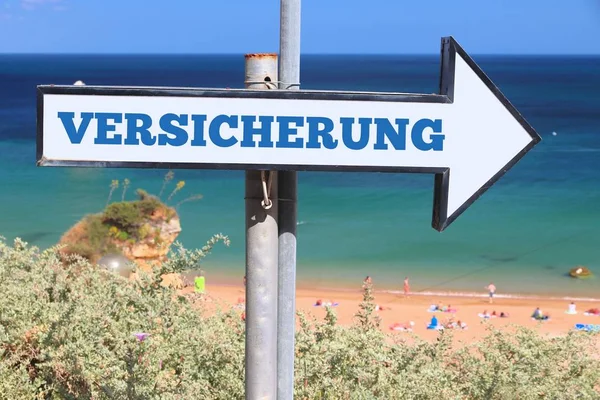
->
[{"left": 57, "top": 112, "right": 445, "bottom": 151}]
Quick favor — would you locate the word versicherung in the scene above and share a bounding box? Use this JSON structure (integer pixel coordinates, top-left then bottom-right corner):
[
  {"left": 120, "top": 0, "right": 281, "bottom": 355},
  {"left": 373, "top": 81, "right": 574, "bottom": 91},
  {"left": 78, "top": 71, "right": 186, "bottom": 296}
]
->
[{"left": 57, "top": 112, "right": 446, "bottom": 151}]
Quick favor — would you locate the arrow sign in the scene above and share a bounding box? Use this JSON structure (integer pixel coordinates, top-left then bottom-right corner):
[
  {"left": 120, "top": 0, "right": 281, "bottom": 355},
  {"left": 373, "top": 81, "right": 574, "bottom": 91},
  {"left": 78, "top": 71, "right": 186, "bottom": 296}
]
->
[{"left": 36, "top": 37, "right": 541, "bottom": 231}]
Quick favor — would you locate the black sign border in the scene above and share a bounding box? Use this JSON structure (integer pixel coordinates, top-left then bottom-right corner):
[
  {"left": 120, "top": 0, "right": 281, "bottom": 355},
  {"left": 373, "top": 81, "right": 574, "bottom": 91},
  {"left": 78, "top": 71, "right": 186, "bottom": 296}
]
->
[{"left": 36, "top": 36, "right": 541, "bottom": 231}]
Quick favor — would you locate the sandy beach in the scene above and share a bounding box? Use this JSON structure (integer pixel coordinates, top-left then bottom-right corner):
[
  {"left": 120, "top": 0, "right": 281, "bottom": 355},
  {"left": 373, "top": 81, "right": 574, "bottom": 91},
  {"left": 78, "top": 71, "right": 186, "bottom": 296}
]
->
[{"left": 195, "top": 281, "right": 600, "bottom": 343}]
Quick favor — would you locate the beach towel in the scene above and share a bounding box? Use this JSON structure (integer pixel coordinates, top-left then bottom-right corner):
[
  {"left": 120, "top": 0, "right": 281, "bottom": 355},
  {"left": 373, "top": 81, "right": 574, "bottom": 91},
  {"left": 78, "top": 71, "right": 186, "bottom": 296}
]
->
[
  {"left": 390, "top": 326, "right": 413, "bottom": 332},
  {"left": 531, "top": 316, "right": 550, "bottom": 321},
  {"left": 427, "top": 325, "right": 444, "bottom": 330},
  {"left": 445, "top": 323, "right": 468, "bottom": 330},
  {"left": 478, "top": 313, "right": 492, "bottom": 319},
  {"left": 565, "top": 310, "right": 578, "bottom": 315},
  {"left": 583, "top": 312, "right": 600, "bottom": 316},
  {"left": 427, "top": 307, "right": 456, "bottom": 313},
  {"left": 575, "top": 323, "right": 600, "bottom": 332}
]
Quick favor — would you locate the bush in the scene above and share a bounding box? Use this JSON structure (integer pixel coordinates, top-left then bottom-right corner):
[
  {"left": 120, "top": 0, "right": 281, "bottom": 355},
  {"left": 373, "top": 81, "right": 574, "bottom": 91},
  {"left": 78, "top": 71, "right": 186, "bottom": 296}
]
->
[
  {"left": 136, "top": 189, "right": 163, "bottom": 216},
  {"left": 86, "top": 214, "right": 111, "bottom": 248},
  {"left": 1, "top": 238, "right": 599, "bottom": 399},
  {"left": 101, "top": 190, "right": 172, "bottom": 241},
  {"left": 295, "top": 283, "right": 600, "bottom": 399},
  {"left": 102, "top": 202, "right": 141, "bottom": 233},
  {"left": 0, "top": 236, "right": 237, "bottom": 399},
  {"left": 138, "top": 223, "right": 152, "bottom": 240}
]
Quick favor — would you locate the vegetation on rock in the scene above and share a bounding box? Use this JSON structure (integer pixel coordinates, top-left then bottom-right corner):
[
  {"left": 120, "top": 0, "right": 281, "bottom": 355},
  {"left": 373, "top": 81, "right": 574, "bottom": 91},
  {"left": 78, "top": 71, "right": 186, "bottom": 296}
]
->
[
  {"left": 59, "top": 189, "right": 175, "bottom": 263},
  {"left": 1, "top": 238, "right": 599, "bottom": 399},
  {"left": 59, "top": 172, "right": 202, "bottom": 265}
]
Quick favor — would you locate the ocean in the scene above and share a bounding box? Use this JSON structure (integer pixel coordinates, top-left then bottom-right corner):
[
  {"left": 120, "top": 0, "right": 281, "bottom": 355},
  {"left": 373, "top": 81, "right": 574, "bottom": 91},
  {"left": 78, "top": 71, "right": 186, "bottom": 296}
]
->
[{"left": 0, "top": 54, "right": 599, "bottom": 298}]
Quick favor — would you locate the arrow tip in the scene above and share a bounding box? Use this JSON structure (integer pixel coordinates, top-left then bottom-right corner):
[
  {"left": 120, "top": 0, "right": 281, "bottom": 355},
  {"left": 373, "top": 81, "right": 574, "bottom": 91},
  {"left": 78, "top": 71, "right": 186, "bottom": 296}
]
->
[{"left": 432, "top": 37, "right": 541, "bottom": 232}]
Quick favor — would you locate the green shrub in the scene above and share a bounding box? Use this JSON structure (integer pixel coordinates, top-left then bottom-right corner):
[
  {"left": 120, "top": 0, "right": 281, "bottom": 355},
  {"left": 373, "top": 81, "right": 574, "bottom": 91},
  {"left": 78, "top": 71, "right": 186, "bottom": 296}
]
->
[
  {"left": 116, "top": 230, "right": 129, "bottom": 241},
  {"left": 100, "top": 193, "right": 167, "bottom": 241},
  {"left": 1, "top": 237, "right": 599, "bottom": 399},
  {"left": 1, "top": 236, "right": 234, "bottom": 399},
  {"left": 86, "top": 214, "right": 110, "bottom": 248},
  {"left": 138, "top": 197, "right": 162, "bottom": 217},
  {"left": 102, "top": 202, "right": 141, "bottom": 233},
  {"left": 138, "top": 223, "right": 152, "bottom": 240},
  {"left": 60, "top": 241, "right": 95, "bottom": 260}
]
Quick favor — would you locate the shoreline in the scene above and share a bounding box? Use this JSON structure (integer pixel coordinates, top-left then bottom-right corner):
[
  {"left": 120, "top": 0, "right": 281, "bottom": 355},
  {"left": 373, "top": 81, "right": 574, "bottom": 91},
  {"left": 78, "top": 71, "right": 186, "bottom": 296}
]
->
[
  {"left": 198, "top": 282, "right": 600, "bottom": 344},
  {"left": 381, "top": 290, "right": 600, "bottom": 303},
  {"left": 196, "top": 273, "right": 600, "bottom": 303}
]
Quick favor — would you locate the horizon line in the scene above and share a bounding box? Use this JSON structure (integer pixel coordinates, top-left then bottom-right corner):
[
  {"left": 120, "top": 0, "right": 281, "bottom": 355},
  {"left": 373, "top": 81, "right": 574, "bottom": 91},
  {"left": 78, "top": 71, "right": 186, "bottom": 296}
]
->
[{"left": 1, "top": 52, "right": 599, "bottom": 57}]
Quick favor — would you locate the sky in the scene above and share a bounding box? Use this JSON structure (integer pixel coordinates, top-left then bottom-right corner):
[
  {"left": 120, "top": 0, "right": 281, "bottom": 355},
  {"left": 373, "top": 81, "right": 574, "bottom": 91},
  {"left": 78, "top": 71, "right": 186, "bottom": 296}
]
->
[{"left": 1, "top": 0, "right": 599, "bottom": 54}]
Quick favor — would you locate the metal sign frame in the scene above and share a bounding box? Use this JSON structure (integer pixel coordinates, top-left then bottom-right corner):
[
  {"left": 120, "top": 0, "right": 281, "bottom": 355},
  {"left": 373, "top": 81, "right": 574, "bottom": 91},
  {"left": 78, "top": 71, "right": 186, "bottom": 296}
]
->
[{"left": 36, "top": 37, "right": 541, "bottom": 231}]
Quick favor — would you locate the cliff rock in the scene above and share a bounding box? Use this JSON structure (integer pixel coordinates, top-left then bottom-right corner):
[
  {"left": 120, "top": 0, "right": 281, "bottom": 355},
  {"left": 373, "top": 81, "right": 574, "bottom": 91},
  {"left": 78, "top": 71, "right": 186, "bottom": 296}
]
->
[{"left": 58, "top": 190, "right": 181, "bottom": 274}]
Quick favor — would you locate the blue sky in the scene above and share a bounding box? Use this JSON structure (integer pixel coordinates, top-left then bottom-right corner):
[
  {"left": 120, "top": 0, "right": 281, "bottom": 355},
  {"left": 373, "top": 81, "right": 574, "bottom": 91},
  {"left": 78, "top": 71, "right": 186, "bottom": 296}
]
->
[{"left": 1, "top": 0, "right": 599, "bottom": 54}]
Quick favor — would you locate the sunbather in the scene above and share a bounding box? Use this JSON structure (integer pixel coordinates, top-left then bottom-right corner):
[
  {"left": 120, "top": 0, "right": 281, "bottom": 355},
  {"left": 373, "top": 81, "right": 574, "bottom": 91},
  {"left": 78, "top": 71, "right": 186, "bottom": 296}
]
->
[
  {"left": 314, "top": 299, "right": 338, "bottom": 307},
  {"left": 389, "top": 321, "right": 415, "bottom": 331},
  {"left": 532, "top": 307, "right": 549, "bottom": 321}
]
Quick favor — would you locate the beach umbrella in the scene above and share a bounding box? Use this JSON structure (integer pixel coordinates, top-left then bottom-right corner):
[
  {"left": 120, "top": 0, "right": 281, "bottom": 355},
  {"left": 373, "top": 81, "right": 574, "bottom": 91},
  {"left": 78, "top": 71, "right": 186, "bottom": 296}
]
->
[{"left": 98, "top": 254, "right": 133, "bottom": 278}]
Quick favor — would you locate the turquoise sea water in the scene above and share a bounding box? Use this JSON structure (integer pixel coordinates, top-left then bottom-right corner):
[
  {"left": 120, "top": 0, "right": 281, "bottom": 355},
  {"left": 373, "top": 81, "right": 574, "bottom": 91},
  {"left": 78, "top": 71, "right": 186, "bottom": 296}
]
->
[{"left": 0, "top": 54, "right": 599, "bottom": 298}]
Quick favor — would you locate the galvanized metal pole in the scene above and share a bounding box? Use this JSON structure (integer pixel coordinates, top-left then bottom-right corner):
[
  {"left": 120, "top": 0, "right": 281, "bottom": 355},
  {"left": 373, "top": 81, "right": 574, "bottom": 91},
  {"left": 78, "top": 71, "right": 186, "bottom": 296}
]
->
[
  {"left": 244, "top": 53, "right": 279, "bottom": 400},
  {"left": 277, "top": 0, "right": 301, "bottom": 399}
]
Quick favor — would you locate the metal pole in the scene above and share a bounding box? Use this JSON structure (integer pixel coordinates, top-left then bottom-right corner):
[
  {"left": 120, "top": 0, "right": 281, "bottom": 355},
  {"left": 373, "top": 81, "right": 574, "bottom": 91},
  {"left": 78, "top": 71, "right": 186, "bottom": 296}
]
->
[
  {"left": 277, "top": 0, "right": 301, "bottom": 399},
  {"left": 244, "top": 54, "right": 279, "bottom": 400}
]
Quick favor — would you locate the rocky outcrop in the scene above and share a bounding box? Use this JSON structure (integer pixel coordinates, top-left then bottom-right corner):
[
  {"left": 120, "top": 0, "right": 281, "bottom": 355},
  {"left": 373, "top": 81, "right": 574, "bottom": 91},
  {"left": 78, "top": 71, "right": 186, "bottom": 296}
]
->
[
  {"left": 58, "top": 191, "right": 181, "bottom": 274},
  {"left": 119, "top": 209, "right": 181, "bottom": 269}
]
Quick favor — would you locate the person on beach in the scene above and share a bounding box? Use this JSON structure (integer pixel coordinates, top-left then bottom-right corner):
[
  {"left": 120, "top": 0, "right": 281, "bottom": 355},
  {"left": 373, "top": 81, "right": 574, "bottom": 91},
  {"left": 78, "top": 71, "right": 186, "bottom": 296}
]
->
[
  {"left": 429, "top": 315, "right": 438, "bottom": 328},
  {"left": 315, "top": 299, "right": 337, "bottom": 307},
  {"left": 403, "top": 277, "right": 410, "bottom": 297},
  {"left": 486, "top": 282, "right": 496, "bottom": 304},
  {"left": 389, "top": 321, "right": 414, "bottom": 331},
  {"left": 532, "top": 307, "right": 549, "bottom": 320}
]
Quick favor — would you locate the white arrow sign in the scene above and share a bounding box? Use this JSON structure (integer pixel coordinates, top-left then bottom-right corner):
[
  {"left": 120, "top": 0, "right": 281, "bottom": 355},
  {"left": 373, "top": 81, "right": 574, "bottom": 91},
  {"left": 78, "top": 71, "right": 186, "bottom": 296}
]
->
[{"left": 36, "top": 37, "right": 541, "bottom": 231}]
